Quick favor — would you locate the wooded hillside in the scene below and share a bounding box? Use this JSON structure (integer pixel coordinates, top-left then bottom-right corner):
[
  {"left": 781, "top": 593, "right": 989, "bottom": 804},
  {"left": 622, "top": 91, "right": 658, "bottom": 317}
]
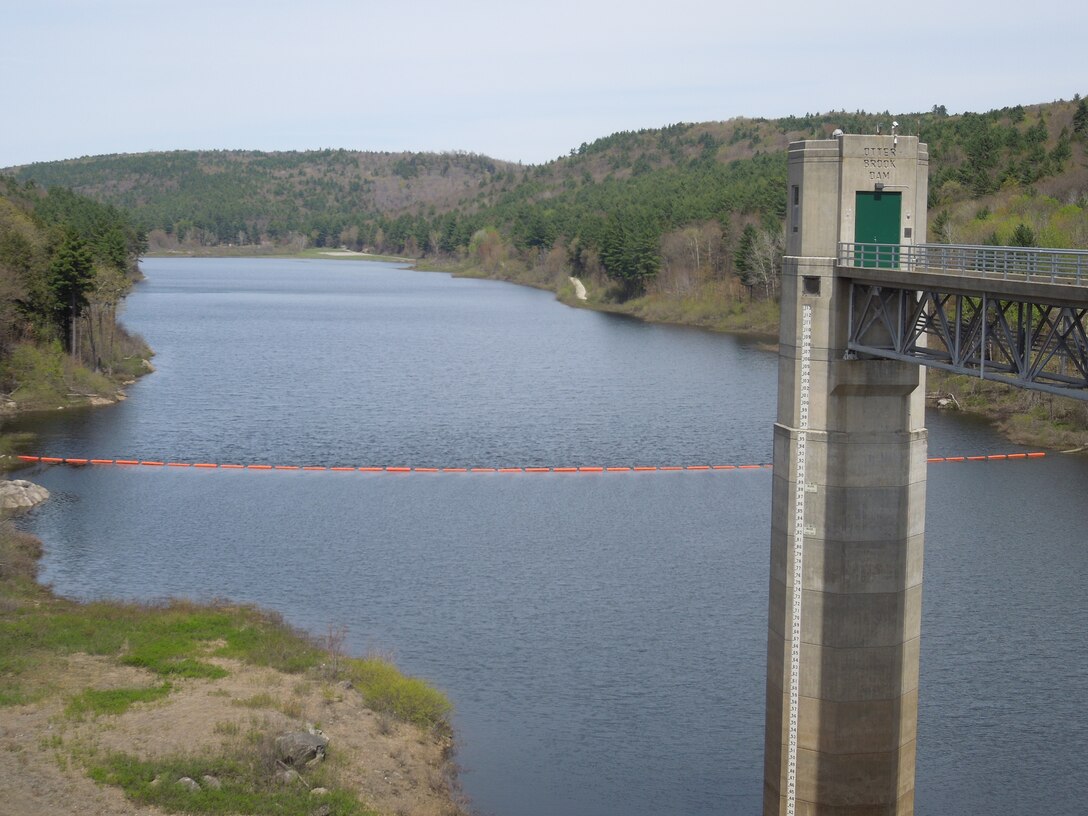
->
[
  {"left": 5, "top": 97, "right": 1087, "bottom": 304},
  {"left": 0, "top": 178, "right": 149, "bottom": 411}
]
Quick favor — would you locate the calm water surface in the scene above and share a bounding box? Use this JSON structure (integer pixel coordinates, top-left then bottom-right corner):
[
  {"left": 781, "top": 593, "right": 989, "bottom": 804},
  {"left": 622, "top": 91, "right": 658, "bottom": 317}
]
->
[{"left": 10, "top": 258, "right": 1087, "bottom": 815}]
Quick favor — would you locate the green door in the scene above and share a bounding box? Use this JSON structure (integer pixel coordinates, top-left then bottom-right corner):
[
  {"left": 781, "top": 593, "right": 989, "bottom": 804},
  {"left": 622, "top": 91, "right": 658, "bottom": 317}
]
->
[{"left": 855, "top": 191, "right": 901, "bottom": 268}]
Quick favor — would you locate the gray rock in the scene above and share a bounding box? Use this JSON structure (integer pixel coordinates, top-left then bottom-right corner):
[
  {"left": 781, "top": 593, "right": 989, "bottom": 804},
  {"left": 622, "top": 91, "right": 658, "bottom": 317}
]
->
[
  {"left": 201, "top": 775, "right": 222, "bottom": 790},
  {"left": 276, "top": 768, "right": 301, "bottom": 786},
  {"left": 0, "top": 480, "right": 49, "bottom": 511},
  {"left": 310, "top": 787, "right": 329, "bottom": 796},
  {"left": 176, "top": 776, "right": 200, "bottom": 791},
  {"left": 276, "top": 730, "right": 329, "bottom": 767}
]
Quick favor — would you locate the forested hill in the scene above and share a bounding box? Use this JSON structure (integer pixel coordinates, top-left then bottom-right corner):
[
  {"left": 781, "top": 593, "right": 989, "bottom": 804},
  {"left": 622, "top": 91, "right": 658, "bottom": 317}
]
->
[
  {"left": 4, "top": 150, "right": 521, "bottom": 250},
  {"left": 4, "top": 98, "right": 1087, "bottom": 299}
]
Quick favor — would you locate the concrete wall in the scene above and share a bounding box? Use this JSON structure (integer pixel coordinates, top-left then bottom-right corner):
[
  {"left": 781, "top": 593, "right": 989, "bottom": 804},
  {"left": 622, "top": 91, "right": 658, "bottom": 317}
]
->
[{"left": 764, "top": 135, "right": 929, "bottom": 816}]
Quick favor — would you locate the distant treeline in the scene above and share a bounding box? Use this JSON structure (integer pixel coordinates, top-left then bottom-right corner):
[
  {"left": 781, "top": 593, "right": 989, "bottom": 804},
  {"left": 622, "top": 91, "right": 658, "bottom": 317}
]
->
[{"left": 6, "top": 98, "right": 1087, "bottom": 301}]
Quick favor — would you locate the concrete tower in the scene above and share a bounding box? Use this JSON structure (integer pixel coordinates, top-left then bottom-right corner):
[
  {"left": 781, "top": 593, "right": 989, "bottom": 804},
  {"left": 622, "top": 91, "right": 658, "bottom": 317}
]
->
[{"left": 763, "top": 133, "right": 929, "bottom": 815}]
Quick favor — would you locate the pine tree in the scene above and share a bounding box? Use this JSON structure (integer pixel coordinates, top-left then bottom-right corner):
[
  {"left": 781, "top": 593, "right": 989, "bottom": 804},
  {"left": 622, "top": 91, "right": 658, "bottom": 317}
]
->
[
  {"left": 1073, "top": 99, "right": 1088, "bottom": 139},
  {"left": 1010, "top": 223, "right": 1036, "bottom": 247},
  {"left": 48, "top": 232, "right": 95, "bottom": 352}
]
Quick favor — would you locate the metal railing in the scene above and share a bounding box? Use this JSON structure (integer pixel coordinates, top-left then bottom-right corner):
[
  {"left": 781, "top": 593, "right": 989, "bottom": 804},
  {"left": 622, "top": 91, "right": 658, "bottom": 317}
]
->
[{"left": 839, "top": 243, "right": 1088, "bottom": 286}]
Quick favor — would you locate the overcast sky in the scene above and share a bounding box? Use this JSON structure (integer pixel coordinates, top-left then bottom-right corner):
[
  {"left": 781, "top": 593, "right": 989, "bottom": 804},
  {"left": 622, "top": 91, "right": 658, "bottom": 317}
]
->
[{"left": 3, "top": 0, "right": 1085, "bottom": 167}]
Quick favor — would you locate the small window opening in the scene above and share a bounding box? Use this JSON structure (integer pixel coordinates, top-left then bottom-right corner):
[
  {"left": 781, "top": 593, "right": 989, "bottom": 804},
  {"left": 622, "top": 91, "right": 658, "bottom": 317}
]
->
[{"left": 802, "top": 276, "right": 821, "bottom": 296}]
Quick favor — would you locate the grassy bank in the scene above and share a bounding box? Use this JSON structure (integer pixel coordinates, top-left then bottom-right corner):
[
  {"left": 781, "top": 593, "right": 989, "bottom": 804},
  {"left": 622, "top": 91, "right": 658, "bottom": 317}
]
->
[
  {"left": 0, "top": 522, "right": 465, "bottom": 816},
  {"left": 927, "top": 370, "right": 1088, "bottom": 452},
  {"left": 417, "top": 256, "right": 781, "bottom": 337},
  {"left": 1, "top": 339, "right": 150, "bottom": 411},
  {"left": 586, "top": 287, "right": 780, "bottom": 336},
  {"left": 144, "top": 246, "right": 415, "bottom": 264}
]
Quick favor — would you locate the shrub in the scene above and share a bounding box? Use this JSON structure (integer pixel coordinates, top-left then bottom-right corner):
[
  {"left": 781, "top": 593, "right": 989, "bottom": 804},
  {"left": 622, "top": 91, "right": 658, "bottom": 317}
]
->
[{"left": 346, "top": 656, "right": 452, "bottom": 730}]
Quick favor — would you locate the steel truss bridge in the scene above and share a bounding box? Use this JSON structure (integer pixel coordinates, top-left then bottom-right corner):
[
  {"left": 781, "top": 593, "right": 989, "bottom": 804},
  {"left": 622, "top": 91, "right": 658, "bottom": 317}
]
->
[{"left": 839, "top": 243, "right": 1088, "bottom": 399}]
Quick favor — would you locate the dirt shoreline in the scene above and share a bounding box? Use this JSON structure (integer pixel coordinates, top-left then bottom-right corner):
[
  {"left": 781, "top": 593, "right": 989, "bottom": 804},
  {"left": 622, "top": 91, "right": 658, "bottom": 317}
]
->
[{"left": 0, "top": 651, "right": 468, "bottom": 816}]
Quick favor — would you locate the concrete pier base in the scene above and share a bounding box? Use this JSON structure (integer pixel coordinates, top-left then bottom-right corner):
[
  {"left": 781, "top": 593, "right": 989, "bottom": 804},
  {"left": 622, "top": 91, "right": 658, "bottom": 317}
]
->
[{"left": 763, "top": 135, "right": 928, "bottom": 815}]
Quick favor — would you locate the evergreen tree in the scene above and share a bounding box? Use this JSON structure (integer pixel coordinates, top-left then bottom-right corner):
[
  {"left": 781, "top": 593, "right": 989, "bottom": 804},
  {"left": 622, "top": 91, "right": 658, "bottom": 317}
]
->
[
  {"left": 48, "top": 232, "right": 95, "bottom": 352},
  {"left": 1074, "top": 99, "right": 1088, "bottom": 139},
  {"left": 599, "top": 207, "right": 660, "bottom": 295},
  {"left": 734, "top": 224, "right": 758, "bottom": 287},
  {"left": 1010, "top": 223, "right": 1037, "bottom": 247}
]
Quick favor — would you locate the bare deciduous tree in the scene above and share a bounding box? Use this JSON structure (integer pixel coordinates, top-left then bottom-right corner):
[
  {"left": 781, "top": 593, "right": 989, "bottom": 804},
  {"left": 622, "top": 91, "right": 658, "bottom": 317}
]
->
[{"left": 748, "top": 226, "right": 784, "bottom": 301}]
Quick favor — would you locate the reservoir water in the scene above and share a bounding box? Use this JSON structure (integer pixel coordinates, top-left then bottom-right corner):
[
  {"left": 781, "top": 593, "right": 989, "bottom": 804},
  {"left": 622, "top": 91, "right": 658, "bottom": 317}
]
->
[{"left": 10, "top": 258, "right": 1087, "bottom": 815}]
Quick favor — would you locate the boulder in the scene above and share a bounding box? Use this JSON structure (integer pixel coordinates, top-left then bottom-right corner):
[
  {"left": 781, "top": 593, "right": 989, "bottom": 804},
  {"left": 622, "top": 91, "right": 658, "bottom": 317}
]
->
[
  {"left": 0, "top": 480, "right": 49, "bottom": 511},
  {"left": 275, "top": 731, "right": 329, "bottom": 767}
]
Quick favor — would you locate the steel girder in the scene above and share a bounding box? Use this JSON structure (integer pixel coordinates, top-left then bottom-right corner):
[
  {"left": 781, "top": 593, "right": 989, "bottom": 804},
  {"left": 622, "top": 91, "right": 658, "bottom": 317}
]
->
[{"left": 847, "top": 282, "right": 1088, "bottom": 399}]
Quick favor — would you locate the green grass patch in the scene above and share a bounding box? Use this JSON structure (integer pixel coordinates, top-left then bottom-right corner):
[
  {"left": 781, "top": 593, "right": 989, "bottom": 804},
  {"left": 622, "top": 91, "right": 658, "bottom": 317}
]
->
[
  {"left": 0, "top": 593, "right": 328, "bottom": 707},
  {"left": 346, "top": 656, "right": 452, "bottom": 730},
  {"left": 86, "top": 750, "right": 375, "bottom": 815},
  {"left": 0, "top": 654, "right": 37, "bottom": 706},
  {"left": 66, "top": 683, "right": 172, "bottom": 718},
  {"left": 211, "top": 611, "right": 325, "bottom": 672}
]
